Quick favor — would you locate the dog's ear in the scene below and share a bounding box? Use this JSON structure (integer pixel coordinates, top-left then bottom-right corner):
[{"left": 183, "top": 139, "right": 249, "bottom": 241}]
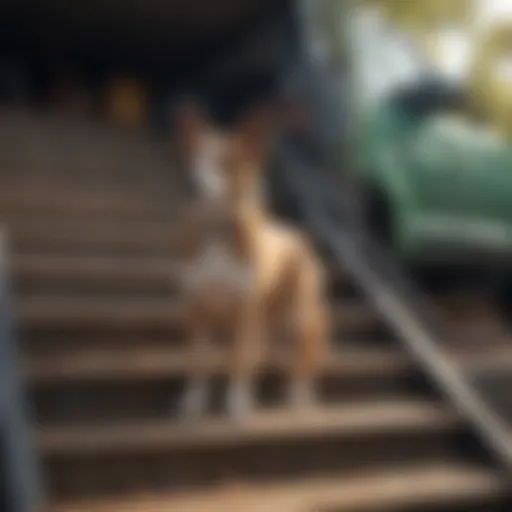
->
[
  {"left": 173, "top": 101, "right": 208, "bottom": 161},
  {"left": 237, "top": 104, "right": 276, "bottom": 167}
]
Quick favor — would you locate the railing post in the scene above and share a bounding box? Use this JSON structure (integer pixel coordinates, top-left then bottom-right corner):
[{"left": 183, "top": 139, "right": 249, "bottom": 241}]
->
[{"left": 0, "top": 229, "right": 44, "bottom": 512}]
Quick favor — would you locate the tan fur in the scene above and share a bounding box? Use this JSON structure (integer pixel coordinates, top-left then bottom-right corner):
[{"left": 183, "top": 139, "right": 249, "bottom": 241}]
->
[
  {"left": 174, "top": 102, "right": 328, "bottom": 417},
  {"left": 253, "top": 219, "right": 328, "bottom": 377},
  {"left": 225, "top": 117, "right": 329, "bottom": 391}
]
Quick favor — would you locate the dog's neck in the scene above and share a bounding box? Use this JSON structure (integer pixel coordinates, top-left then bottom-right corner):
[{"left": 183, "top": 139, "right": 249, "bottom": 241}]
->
[
  {"left": 232, "top": 163, "right": 268, "bottom": 218},
  {"left": 192, "top": 161, "right": 226, "bottom": 201},
  {"left": 189, "top": 134, "right": 227, "bottom": 201}
]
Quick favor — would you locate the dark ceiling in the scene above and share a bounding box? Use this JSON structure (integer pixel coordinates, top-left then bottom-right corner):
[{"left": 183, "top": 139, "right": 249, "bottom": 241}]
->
[{"left": 0, "top": 0, "right": 286, "bottom": 74}]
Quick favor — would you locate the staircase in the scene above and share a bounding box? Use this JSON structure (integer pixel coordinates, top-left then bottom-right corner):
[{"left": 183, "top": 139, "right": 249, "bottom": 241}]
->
[{"left": 2, "top": 110, "right": 511, "bottom": 511}]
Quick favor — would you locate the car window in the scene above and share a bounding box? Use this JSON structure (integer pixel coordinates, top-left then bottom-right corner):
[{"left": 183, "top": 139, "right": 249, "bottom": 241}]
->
[{"left": 389, "top": 81, "right": 466, "bottom": 119}]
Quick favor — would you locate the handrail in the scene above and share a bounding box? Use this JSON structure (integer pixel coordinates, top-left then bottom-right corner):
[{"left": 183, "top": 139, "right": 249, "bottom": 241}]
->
[
  {"left": 276, "top": 143, "right": 512, "bottom": 472},
  {"left": 0, "top": 228, "right": 44, "bottom": 512}
]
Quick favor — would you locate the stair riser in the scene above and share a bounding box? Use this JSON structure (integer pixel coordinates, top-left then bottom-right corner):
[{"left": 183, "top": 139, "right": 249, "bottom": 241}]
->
[
  {"left": 322, "top": 498, "right": 512, "bottom": 512},
  {"left": 12, "top": 240, "right": 177, "bottom": 257},
  {"left": 13, "top": 272, "right": 352, "bottom": 300},
  {"left": 30, "top": 373, "right": 429, "bottom": 425},
  {"left": 15, "top": 277, "right": 180, "bottom": 298},
  {"left": 0, "top": 198, "right": 177, "bottom": 219},
  {"left": 18, "top": 316, "right": 390, "bottom": 347},
  {"left": 42, "top": 433, "right": 465, "bottom": 500}
]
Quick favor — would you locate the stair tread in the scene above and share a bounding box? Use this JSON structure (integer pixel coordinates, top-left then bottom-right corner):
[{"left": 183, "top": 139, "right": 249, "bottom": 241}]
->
[
  {"left": 8, "top": 218, "right": 178, "bottom": 243},
  {"left": 13, "top": 254, "right": 343, "bottom": 287},
  {"left": 17, "top": 296, "right": 369, "bottom": 327},
  {"left": 24, "top": 341, "right": 512, "bottom": 384},
  {"left": 13, "top": 254, "right": 182, "bottom": 293},
  {"left": 48, "top": 463, "right": 508, "bottom": 511},
  {"left": 14, "top": 254, "right": 180, "bottom": 278},
  {"left": 37, "top": 400, "right": 460, "bottom": 456},
  {"left": 24, "top": 345, "right": 410, "bottom": 383},
  {"left": 0, "top": 190, "right": 174, "bottom": 217}
]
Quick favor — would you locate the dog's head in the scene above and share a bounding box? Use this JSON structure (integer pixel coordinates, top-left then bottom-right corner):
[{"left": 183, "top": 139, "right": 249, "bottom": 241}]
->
[
  {"left": 175, "top": 100, "right": 275, "bottom": 204},
  {"left": 174, "top": 101, "right": 230, "bottom": 201},
  {"left": 223, "top": 104, "right": 276, "bottom": 206}
]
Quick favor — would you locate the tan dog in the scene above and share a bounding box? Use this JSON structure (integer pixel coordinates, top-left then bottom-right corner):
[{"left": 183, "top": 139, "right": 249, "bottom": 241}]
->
[{"left": 174, "top": 103, "right": 328, "bottom": 420}]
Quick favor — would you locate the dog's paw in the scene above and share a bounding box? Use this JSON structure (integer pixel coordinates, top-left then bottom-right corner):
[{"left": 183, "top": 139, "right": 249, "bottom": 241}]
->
[
  {"left": 179, "top": 380, "right": 209, "bottom": 420},
  {"left": 226, "top": 381, "right": 253, "bottom": 421}
]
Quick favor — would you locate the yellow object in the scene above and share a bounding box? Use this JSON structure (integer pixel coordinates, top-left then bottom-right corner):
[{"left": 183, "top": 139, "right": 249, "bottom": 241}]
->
[
  {"left": 392, "top": 0, "right": 474, "bottom": 58},
  {"left": 470, "top": 23, "right": 512, "bottom": 137},
  {"left": 357, "top": 0, "right": 472, "bottom": 29},
  {"left": 354, "top": 0, "right": 512, "bottom": 138},
  {"left": 105, "top": 77, "right": 148, "bottom": 127},
  {"left": 354, "top": 0, "right": 476, "bottom": 66}
]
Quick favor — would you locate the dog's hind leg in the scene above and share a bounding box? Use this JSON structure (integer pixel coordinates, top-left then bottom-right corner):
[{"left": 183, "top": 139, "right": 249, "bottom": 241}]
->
[
  {"left": 226, "top": 294, "right": 265, "bottom": 421},
  {"left": 289, "top": 254, "right": 328, "bottom": 410}
]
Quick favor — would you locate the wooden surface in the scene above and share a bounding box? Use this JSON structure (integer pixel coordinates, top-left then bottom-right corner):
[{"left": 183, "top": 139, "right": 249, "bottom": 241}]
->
[
  {"left": 37, "top": 400, "right": 460, "bottom": 456},
  {"left": 16, "top": 297, "right": 372, "bottom": 334},
  {"left": 2, "top": 111, "right": 511, "bottom": 509},
  {"left": 22, "top": 339, "right": 512, "bottom": 384},
  {"left": 48, "top": 464, "right": 509, "bottom": 512}
]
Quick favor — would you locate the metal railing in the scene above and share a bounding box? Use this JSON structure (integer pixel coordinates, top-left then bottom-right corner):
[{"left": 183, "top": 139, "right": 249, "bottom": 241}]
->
[
  {"left": 287, "top": 0, "right": 512, "bottom": 475},
  {"left": 0, "top": 228, "right": 44, "bottom": 512},
  {"left": 276, "top": 142, "right": 512, "bottom": 473}
]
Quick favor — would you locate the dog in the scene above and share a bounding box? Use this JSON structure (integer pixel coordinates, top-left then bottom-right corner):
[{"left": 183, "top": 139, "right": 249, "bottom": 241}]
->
[{"left": 173, "top": 101, "right": 328, "bottom": 420}]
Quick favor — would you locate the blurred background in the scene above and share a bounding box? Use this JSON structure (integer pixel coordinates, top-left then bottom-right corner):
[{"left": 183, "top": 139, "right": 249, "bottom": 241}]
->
[{"left": 3, "top": 1, "right": 512, "bottom": 511}]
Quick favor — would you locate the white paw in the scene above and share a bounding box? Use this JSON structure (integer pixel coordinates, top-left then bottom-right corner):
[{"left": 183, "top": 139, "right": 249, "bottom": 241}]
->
[
  {"left": 226, "top": 381, "right": 253, "bottom": 420},
  {"left": 179, "top": 380, "right": 209, "bottom": 419},
  {"left": 289, "top": 379, "right": 315, "bottom": 409}
]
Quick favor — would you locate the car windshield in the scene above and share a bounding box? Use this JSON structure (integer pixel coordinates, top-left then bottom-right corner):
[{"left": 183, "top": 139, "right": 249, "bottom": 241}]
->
[{"left": 388, "top": 80, "right": 467, "bottom": 120}]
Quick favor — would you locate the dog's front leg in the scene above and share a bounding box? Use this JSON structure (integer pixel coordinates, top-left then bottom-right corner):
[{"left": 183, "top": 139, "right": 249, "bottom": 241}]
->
[
  {"left": 226, "top": 295, "right": 264, "bottom": 420},
  {"left": 179, "top": 309, "right": 212, "bottom": 420}
]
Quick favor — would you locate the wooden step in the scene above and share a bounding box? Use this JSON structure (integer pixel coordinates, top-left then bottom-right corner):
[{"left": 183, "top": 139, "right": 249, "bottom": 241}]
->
[
  {"left": 47, "top": 463, "right": 509, "bottom": 512},
  {"left": 12, "top": 254, "right": 345, "bottom": 295},
  {"left": 13, "top": 255, "right": 182, "bottom": 294},
  {"left": 17, "top": 297, "right": 376, "bottom": 337},
  {"left": 37, "top": 400, "right": 460, "bottom": 457},
  {"left": 23, "top": 341, "right": 512, "bottom": 385},
  {"left": 23, "top": 345, "right": 410, "bottom": 385},
  {"left": 27, "top": 345, "right": 418, "bottom": 424},
  {"left": 7, "top": 217, "right": 179, "bottom": 255},
  {"left": 27, "top": 342, "right": 512, "bottom": 427},
  {"left": 445, "top": 321, "right": 510, "bottom": 350},
  {"left": 0, "top": 190, "right": 175, "bottom": 218},
  {"left": 5, "top": 217, "right": 342, "bottom": 261},
  {"left": 17, "top": 296, "right": 184, "bottom": 332}
]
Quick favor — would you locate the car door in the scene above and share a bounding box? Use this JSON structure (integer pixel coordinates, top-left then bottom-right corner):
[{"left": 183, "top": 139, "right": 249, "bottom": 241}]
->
[
  {"left": 433, "top": 125, "right": 512, "bottom": 250},
  {"left": 458, "top": 141, "right": 512, "bottom": 250},
  {"left": 488, "top": 148, "right": 512, "bottom": 228},
  {"left": 406, "top": 117, "right": 466, "bottom": 222},
  {"left": 411, "top": 118, "right": 512, "bottom": 254}
]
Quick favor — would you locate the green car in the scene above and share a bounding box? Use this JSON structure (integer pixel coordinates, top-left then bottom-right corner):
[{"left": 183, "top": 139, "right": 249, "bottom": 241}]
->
[{"left": 354, "top": 80, "right": 512, "bottom": 269}]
